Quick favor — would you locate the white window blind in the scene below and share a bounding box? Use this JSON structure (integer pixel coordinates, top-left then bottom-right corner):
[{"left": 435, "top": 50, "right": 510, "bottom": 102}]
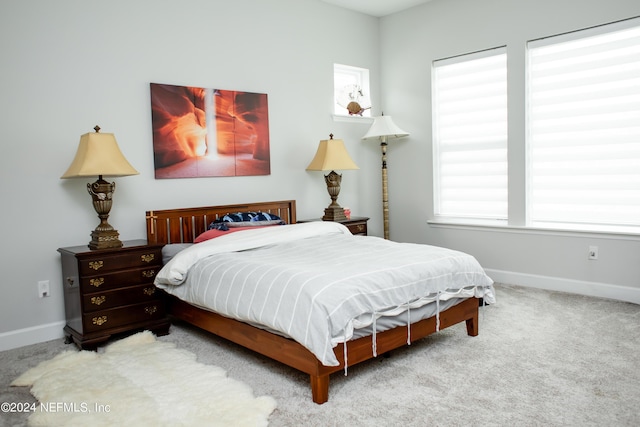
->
[
  {"left": 527, "top": 18, "right": 640, "bottom": 231},
  {"left": 433, "top": 48, "right": 508, "bottom": 220}
]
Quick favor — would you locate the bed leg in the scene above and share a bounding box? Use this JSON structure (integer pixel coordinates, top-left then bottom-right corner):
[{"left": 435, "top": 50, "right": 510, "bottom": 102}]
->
[
  {"left": 310, "top": 374, "right": 330, "bottom": 404},
  {"left": 465, "top": 311, "right": 479, "bottom": 336}
]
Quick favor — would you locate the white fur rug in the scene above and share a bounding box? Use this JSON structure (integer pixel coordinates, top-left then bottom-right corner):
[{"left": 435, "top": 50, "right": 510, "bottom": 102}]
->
[{"left": 11, "top": 331, "right": 277, "bottom": 426}]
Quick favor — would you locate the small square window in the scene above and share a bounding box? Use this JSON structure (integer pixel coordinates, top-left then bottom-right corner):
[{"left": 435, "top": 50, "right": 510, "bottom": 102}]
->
[{"left": 334, "top": 64, "right": 371, "bottom": 117}]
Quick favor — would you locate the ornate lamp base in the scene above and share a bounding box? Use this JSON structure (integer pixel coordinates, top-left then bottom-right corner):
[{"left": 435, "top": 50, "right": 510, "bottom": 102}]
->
[
  {"left": 322, "top": 205, "right": 347, "bottom": 221},
  {"left": 89, "top": 229, "right": 123, "bottom": 250},
  {"left": 87, "top": 175, "right": 123, "bottom": 250},
  {"left": 321, "top": 170, "right": 348, "bottom": 221}
]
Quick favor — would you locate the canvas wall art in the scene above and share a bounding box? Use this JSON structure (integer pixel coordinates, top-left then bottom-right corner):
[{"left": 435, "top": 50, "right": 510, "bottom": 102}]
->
[{"left": 150, "top": 83, "right": 270, "bottom": 179}]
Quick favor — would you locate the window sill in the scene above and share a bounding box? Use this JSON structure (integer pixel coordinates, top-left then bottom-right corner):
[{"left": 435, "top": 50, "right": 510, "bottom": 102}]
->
[
  {"left": 331, "top": 114, "right": 374, "bottom": 124},
  {"left": 427, "top": 219, "right": 640, "bottom": 240}
]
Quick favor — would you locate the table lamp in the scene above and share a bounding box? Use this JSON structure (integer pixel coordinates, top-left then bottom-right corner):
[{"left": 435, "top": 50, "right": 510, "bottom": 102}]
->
[
  {"left": 61, "top": 126, "right": 139, "bottom": 250},
  {"left": 306, "top": 134, "right": 359, "bottom": 221}
]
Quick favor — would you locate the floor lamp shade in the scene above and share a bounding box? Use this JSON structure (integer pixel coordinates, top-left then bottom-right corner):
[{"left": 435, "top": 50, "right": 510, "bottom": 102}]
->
[
  {"left": 362, "top": 116, "right": 409, "bottom": 239},
  {"left": 61, "top": 126, "right": 139, "bottom": 250},
  {"left": 306, "top": 134, "right": 359, "bottom": 221},
  {"left": 362, "top": 116, "right": 409, "bottom": 141}
]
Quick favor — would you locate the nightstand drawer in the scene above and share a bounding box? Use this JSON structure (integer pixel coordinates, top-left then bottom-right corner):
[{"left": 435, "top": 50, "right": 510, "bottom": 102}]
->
[
  {"left": 79, "top": 267, "right": 159, "bottom": 292},
  {"left": 345, "top": 221, "right": 367, "bottom": 235},
  {"left": 297, "top": 216, "right": 369, "bottom": 236},
  {"left": 83, "top": 301, "right": 165, "bottom": 333},
  {"left": 83, "top": 284, "right": 161, "bottom": 312},
  {"left": 78, "top": 248, "right": 161, "bottom": 275}
]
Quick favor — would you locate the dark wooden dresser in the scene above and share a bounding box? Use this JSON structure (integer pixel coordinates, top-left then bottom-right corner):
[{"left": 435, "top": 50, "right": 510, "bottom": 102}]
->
[
  {"left": 297, "top": 216, "right": 369, "bottom": 236},
  {"left": 58, "top": 239, "right": 170, "bottom": 349}
]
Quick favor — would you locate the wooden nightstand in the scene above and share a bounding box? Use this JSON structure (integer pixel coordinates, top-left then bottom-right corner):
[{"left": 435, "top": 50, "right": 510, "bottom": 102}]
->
[
  {"left": 58, "top": 239, "right": 170, "bottom": 349},
  {"left": 297, "top": 216, "right": 369, "bottom": 236}
]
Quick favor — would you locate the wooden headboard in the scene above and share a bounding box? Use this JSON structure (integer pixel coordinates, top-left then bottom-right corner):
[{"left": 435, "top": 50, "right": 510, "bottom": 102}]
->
[{"left": 145, "top": 200, "right": 297, "bottom": 245}]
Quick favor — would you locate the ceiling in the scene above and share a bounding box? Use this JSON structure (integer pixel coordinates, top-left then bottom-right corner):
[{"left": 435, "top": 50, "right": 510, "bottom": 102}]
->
[{"left": 319, "top": 0, "right": 433, "bottom": 17}]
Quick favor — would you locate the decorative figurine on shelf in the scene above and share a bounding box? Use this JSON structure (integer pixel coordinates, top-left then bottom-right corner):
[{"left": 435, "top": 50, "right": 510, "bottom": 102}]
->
[{"left": 336, "top": 84, "right": 371, "bottom": 116}]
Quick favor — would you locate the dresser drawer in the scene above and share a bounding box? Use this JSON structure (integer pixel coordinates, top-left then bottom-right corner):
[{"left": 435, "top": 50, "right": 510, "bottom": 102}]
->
[
  {"left": 83, "top": 284, "right": 161, "bottom": 312},
  {"left": 83, "top": 301, "right": 165, "bottom": 333},
  {"left": 79, "top": 266, "right": 159, "bottom": 293},
  {"left": 78, "top": 248, "right": 161, "bottom": 276}
]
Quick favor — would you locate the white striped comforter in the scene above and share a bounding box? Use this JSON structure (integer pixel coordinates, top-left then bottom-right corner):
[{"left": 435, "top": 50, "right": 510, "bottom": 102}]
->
[{"left": 155, "top": 222, "right": 494, "bottom": 366}]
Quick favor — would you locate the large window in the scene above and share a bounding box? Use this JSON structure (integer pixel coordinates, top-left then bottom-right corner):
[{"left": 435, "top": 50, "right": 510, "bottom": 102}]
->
[
  {"left": 432, "top": 48, "right": 508, "bottom": 221},
  {"left": 527, "top": 18, "right": 640, "bottom": 232}
]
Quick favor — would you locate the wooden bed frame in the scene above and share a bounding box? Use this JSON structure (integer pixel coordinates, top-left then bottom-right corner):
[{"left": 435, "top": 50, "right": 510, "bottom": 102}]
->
[{"left": 146, "top": 200, "right": 480, "bottom": 404}]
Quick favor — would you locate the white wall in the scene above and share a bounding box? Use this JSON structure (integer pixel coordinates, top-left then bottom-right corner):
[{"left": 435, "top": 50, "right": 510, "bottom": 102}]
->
[
  {"left": 380, "top": 0, "right": 640, "bottom": 300},
  {"left": 0, "top": 0, "right": 380, "bottom": 350}
]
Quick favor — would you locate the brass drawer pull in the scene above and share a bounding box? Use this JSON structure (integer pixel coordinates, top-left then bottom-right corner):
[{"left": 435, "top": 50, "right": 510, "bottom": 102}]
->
[
  {"left": 90, "top": 277, "right": 105, "bottom": 288},
  {"left": 89, "top": 261, "right": 104, "bottom": 271},
  {"left": 142, "top": 269, "right": 156, "bottom": 278},
  {"left": 145, "top": 306, "right": 158, "bottom": 315},
  {"left": 354, "top": 225, "right": 365, "bottom": 232},
  {"left": 92, "top": 316, "right": 107, "bottom": 326},
  {"left": 91, "top": 296, "right": 106, "bottom": 306},
  {"left": 141, "top": 254, "right": 155, "bottom": 263},
  {"left": 143, "top": 287, "right": 156, "bottom": 296}
]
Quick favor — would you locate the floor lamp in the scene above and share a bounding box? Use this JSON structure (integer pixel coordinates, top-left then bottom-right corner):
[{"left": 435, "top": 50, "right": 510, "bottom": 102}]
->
[{"left": 362, "top": 116, "right": 409, "bottom": 239}]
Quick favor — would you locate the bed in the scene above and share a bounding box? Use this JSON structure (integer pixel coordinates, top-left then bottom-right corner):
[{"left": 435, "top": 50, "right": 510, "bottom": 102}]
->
[{"left": 146, "top": 200, "right": 494, "bottom": 404}]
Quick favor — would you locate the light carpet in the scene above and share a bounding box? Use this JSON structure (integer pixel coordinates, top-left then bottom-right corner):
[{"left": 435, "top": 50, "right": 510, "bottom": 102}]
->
[
  {"left": 3, "top": 284, "right": 640, "bottom": 426},
  {"left": 10, "top": 331, "right": 276, "bottom": 427}
]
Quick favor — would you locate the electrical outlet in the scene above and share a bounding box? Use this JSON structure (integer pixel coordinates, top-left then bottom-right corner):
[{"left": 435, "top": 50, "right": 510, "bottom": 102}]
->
[
  {"left": 38, "top": 280, "right": 50, "bottom": 298},
  {"left": 588, "top": 246, "right": 599, "bottom": 260}
]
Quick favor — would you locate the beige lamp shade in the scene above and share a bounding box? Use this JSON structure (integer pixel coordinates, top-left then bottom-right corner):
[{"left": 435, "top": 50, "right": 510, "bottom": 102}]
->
[
  {"left": 306, "top": 134, "right": 359, "bottom": 171},
  {"left": 61, "top": 127, "right": 139, "bottom": 178}
]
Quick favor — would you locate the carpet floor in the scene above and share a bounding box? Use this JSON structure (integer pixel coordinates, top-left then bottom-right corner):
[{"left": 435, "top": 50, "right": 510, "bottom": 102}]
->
[{"left": 2, "top": 283, "right": 639, "bottom": 426}]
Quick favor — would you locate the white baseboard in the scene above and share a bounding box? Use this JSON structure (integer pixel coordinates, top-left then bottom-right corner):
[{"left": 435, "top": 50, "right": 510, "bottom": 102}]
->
[
  {"left": 0, "top": 321, "right": 66, "bottom": 352},
  {"left": 486, "top": 269, "right": 640, "bottom": 305}
]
